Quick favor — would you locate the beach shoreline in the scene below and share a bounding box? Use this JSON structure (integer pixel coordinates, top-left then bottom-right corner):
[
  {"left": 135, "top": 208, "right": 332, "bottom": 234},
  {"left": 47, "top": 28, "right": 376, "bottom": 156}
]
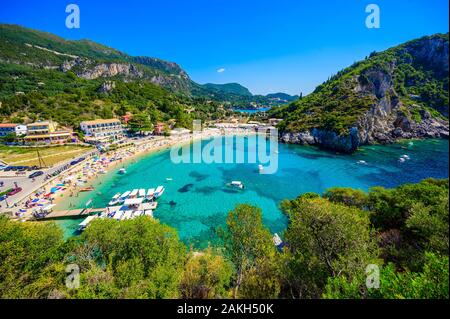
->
[{"left": 15, "top": 129, "right": 256, "bottom": 219}]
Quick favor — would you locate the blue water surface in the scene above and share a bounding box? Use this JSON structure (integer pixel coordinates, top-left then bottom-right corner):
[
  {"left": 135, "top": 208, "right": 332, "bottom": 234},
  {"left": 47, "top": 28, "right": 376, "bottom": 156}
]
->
[{"left": 56, "top": 138, "right": 449, "bottom": 248}]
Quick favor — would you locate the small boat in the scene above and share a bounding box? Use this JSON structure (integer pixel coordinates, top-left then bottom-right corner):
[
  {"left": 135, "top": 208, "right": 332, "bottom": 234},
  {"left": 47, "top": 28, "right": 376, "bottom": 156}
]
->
[
  {"left": 144, "top": 210, "right": 153, "bottom": 218},
  {"left": 121, "top": 211, "right": 133, "bottom": 220},
  {"left": 129, "top": 189, "right": 139, "bottom": 198},
  {"left": 399, "top": 157, "right": 406, "bottom": 163},
  {"left": 228, "top": 181, "right": 245, "bottom": 189},
  {"left": 112, "top": 211, "right": 124, "bottom": 220},
  {"left": 154, "top": 186, "right": 165, "bottom": 198},
  {"left": 118, "top": 168, "right": 126, "bottom": 175},
  {"left": 132, "top": 210, "right": 143, "bottom": 218},
  {"left": 138, "top": 189, "right": 146, "bottom": 198},
  {"left": 119, "top": 191, "right": 131, "bottom": 201},
  {"left": 357, "top": 160, "right": 367, "bottom": 165},
  {"left": 108, "top": 193, "right": 122, "bottom": 206},
  {"left": 401, "top": 154, "right": 410, "bottom": 160},
  {"left": 258, "top": 164, "right": 264, "bottom": 172},
  {"left": 146, "top": 188, "right": 155, "bottom": 200},
  {"left": 78, "top": 215, "right": 97, "bottom": 231},
  {"left": 79, "top": 187, "right": 94, "bottom": 192},
  {"left": 272, "top": 233, "right": 283, "bottom": 246},
  {"left": 166, "top": 177, "right": 173, "bottom": 181}
]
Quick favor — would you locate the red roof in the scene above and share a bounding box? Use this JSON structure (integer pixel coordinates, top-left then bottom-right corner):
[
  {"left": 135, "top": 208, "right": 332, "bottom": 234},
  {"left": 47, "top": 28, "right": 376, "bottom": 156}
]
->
[{"left": 0, "top": 123, "right": 18, "bottom": 128}]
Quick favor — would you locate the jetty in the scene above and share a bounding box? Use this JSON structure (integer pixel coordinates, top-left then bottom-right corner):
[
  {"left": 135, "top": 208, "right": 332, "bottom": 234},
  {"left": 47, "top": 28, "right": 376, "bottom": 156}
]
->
[{"left": 40, "top": 207, "right": 105, "bottom": 220}]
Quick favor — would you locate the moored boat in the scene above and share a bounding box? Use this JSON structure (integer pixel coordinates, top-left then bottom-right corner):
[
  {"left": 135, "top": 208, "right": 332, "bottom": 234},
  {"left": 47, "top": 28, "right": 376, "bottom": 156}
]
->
[
  {"left": 146, "top": 188, "right": 155, "bottom": 200},
  {"left": 228, "top": 181, "right": 245, "bottom": 189},
  {"left": 108, "top": 193, "right": 122, "bottom": 206},
  {"left": 78, "top": 215, "right": 97, "bottom": 231},
  {"left": 154, "top": 186, "right": 165, "bottom": 198}
]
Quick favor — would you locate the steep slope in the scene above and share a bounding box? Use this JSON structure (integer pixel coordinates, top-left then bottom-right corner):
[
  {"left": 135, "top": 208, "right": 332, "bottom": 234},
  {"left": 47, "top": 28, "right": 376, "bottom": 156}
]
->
[
  {"left": 0, "top": 24, "right": 294, "bottom": 109},
  {"left": 0, "top": 24, "right": 196, "bottom": 95},
  {"left": 271, "top": 33, "right": 449, "bottom": 153}
]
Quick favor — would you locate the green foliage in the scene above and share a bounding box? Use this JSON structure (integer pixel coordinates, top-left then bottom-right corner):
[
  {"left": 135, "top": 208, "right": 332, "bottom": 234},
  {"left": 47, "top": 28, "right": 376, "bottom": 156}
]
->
[
  {"left": 0, "top": 178, "right": 448, "bottom": 300},
  {"left": 280, "top": 197, "right": 379, "bottom": 298},
  {"left": 221, "top": 204, "right": 280, "bottom": 299},
  {"left": 323, "top": 187, "right": 368, "bottom": 208},
  {"left": 324, "top": 253, "right": 449, "bottom": 299},
  {"left": 180, "top": 249, "right": 233, "bottom": 299},
  {"left": 0, "top": 216, "right": 65, "bottom": 298},
  {"left": 75, "top": 217, "right": 186, "bottom": 299}
]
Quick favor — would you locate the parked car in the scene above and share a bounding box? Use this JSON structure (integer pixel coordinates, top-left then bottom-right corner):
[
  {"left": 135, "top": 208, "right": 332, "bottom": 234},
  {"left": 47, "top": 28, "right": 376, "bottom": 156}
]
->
[
  {"left": 8, "top": 187, "right": 22, "bottom": 196},
  {"left": 29, "top": 171, "right": 44, "bottom": 178}
]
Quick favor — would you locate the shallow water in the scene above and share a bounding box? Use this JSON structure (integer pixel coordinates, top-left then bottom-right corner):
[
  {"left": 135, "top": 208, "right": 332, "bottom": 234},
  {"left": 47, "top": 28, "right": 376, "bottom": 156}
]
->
[{"left": 55, "top": 138, "right": 449, "bottom": 248}]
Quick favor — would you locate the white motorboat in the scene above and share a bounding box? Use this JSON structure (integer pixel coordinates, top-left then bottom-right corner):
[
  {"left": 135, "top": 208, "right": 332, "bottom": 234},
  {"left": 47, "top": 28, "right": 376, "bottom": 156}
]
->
[
  {"left": 154, "top": 186, "right": 165, "bottom": 198},
  {"left": 144, "top": 210, "right": 153, "bottom": 218},
  {"left": 119, "top": 191, "right": 131, "bottom": 201},
  {"left": 228, "top": 181, "right": 245, "bottom": 189},
  {"left": 118, "top": 168, "right": 126, "bottom": 174},
  {"left": 129, "top": 189, "right": 139, "bottom": 198},
  {"left": 78, "top": 215, "right": 97, "bottom": 231},
  {"left": 108, "top": 193, "right": 122, "bottom": 206},
  {"left": 146, "top": 188, "right": 155, "bottom": 200}
]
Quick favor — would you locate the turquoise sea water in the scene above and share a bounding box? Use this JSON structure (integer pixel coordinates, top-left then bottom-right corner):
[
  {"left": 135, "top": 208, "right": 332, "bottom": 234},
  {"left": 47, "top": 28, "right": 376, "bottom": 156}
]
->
[
  {"left": 55, "top": 138, "right": 449, "bottom": 248},
  {"left": 233, "top": 107, "right": 271, "bottom": 114}
]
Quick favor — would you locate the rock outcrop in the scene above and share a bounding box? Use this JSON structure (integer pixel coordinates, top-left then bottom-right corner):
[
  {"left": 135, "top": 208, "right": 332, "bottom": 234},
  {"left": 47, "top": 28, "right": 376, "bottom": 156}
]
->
[{"left": 278, "top": 34, "right": 449, "bottom": 153}]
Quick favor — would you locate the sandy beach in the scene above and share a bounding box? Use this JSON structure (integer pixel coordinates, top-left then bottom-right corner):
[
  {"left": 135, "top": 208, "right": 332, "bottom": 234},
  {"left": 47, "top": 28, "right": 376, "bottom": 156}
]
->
[{"left": 12, "top": 128, "right": 256, "bottom": 220}]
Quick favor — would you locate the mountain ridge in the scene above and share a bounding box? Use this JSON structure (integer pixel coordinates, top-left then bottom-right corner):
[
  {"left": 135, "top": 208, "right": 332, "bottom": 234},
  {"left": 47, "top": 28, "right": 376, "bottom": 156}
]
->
[{"left": 0, "top": 23, "right": 292, "bottom": 107}]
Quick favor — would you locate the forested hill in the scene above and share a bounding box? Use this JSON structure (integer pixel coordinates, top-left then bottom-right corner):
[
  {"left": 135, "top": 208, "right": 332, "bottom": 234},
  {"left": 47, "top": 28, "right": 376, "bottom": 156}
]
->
[
  {"left": 270, "top": 33, "right": 449, "bottom": 153},
  {"left": 0, "top": 24, "right": 237, "bottom": 128},
  {"left": 0, "top": 23, "right": 293, "bottom": 121}
]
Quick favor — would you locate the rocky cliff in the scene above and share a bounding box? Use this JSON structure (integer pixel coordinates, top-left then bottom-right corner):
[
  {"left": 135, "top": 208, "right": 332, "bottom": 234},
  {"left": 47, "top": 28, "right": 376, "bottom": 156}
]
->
[{"left": 275, "top": 33, "right": 449, "bottom": 153}]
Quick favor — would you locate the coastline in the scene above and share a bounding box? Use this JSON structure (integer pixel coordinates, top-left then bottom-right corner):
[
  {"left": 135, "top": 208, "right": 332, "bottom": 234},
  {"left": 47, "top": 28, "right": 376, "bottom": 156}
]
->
[{"left": 36, "top": 130, "right": 256, "bottom": 214}]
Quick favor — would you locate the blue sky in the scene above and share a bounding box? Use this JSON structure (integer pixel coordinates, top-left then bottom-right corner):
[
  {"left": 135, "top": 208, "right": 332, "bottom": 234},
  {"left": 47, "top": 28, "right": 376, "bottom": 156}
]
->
[{"left": 0, "top": 0, "right": 448, "bottom": 95}]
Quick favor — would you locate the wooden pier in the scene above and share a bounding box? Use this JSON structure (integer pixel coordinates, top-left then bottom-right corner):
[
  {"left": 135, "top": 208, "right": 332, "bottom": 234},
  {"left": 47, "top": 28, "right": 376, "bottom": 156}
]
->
[{"left": 41, "top": 207, "right": 105, "bottom": 220}]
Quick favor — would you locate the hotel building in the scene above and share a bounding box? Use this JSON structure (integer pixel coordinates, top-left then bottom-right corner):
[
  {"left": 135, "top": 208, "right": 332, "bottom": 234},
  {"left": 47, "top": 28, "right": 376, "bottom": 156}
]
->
[
  {"left": 24, "top": 121, "right": 72, "bottom": 144},
  {"left": 80, "top": 119, "right": 125, "bottom": 143}
]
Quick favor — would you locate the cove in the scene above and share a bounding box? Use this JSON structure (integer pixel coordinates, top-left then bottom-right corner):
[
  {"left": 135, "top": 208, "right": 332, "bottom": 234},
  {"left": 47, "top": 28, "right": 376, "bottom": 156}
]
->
[{"left": 55, "top": 138, "right": 449, "bottom": 249}]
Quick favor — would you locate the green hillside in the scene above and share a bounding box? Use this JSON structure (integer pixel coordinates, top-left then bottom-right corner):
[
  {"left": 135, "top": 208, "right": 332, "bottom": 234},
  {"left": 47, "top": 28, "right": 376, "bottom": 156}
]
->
[{"left": 271, "top": 33, "right": 449, "bottom": 135}]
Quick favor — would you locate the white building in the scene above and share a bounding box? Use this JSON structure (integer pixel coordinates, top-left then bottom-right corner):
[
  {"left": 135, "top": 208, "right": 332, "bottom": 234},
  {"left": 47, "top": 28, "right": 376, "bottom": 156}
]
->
[
  {"left": 80, "top": 119, "right": 125, "bottom": 143},
  {"left": 0, "top": 123, "right": 28, "bottom": 137},
  {"left": 170, "top": 128, "right": 191, "bottom": 138}
]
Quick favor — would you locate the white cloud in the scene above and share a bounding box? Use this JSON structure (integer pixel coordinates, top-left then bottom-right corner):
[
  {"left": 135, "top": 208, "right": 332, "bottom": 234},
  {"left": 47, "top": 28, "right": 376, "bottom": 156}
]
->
[{"left": 217, "top": 68, "right": 226, "bottom": 73}]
